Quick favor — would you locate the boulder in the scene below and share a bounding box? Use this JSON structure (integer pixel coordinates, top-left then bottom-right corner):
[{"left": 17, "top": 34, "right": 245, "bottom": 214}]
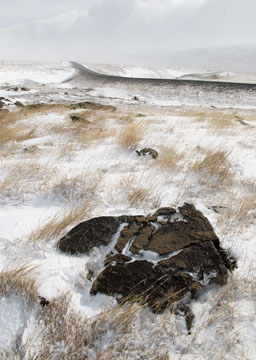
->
[
  {"left": 0, "top": 101, "right": 4, "bottom": 108},
  {"left": 58, "top": 215, "right": 135, "bottom": 255},
  {"left": 91, "top": 260, "right": 200, "bottom": 312},
  {"left": 58, "top": 203, "right": 236, "bottom": 325}
]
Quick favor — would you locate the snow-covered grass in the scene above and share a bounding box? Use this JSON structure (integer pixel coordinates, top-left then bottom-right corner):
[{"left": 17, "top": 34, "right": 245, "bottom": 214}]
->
[{"left": 1, "top": 75, "right": 256, "bottom": 358}]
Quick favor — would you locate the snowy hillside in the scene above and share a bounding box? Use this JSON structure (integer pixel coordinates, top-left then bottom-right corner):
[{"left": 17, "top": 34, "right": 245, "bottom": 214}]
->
[{"left": 0, "top": 61, "right": 256, "bottom": 359}]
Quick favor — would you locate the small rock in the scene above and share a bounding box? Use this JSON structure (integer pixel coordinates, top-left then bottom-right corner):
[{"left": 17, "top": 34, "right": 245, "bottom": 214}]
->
[
  {"left": 136, "top": 148, "right": 159, "bottom": 159},
  {"left": 39, "top": 296, "right": 49, "bottom": 307},
  {"left": 70, "top": 115, "right": 91, "bottom": 123},
  {"left": 105, "top": 253, "right": 132, "bottom": 265},
  {"left": 154, "top": 207, "right": 176, "bottom": 217},
  {"left": 115, "top": 222, "right": 141, "bottom": 252},
  {"left": 15, "top": 101, "right": 24, "bottom": 107}
]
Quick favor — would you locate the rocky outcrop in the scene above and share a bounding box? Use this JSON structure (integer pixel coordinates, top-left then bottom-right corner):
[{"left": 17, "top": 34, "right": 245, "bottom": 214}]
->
[{"left": 58, "top": 204, "right": 236, "bottom": 323}]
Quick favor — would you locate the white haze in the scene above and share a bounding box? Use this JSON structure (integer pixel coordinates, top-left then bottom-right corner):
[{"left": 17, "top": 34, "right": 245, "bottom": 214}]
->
[{"left": 0, "top": 0, "right": 256, "bottom": 69}]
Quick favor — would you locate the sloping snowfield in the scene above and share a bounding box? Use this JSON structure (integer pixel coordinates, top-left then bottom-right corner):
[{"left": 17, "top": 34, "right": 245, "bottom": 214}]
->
[{"left": 0, "top": 61, "right": 256, "bottom": 359}]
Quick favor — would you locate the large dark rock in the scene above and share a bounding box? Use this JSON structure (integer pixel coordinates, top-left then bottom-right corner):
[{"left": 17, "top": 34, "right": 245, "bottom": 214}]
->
[
  {"left": 91, "top": 260, "right": 200, "bottom": 312},
  {"left": 58, "top": 216, "right": 133, "bottom": 255},
  {"left": 58, "top": 203, "right": 235, "bottom": 323},
  {"left": 160, "top": 241, "right": 229, "bottom": 285}
]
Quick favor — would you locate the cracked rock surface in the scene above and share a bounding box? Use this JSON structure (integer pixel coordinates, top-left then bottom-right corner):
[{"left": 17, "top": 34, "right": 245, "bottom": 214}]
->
[{"left": 58, "top": 203, "right": 235, "bottom": 314}]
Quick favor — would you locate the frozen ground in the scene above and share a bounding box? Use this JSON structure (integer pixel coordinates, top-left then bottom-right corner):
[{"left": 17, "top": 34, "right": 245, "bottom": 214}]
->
[{"left": 0, "top": 61, "right": 256, "bottom": 359}]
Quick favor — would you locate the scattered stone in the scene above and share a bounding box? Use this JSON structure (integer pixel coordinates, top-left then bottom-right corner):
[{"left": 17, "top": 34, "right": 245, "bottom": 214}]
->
[
  {"left": 70, "top": 115, "right": 91, "bottom": 124},
  {"left": 20, "top": 87, "right": 30, "bottom": 91},
  {"left": 0, "top": 97, "right": 10, "bottom": 102},
  {"left": 211, "top": 205, "right": 227, "bottom": 214},
  {"left": 15, "top": 101, "right": 24, "bottom": 107},
  {"left": 39, "top": 296, "right": 49, "bottom": 307},
  {"left": 136, "top": 148, "right": 159, "bottom": 159},
  {"left": 133, "top": 96, "right": 139, "bottom": 101}
]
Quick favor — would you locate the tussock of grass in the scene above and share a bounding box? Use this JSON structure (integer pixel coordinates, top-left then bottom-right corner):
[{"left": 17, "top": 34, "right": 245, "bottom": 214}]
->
[
  {"left": 191, "top": 148, "right": 233, "bottom": 186},
  {"left": 35, "top": 293, "right": 89, "bottom": 359},
  {"left": 120, "top": 174, "right": 161, "bottom": 209},
  {"left": 0, "top": 109, "right": 36, "bottom": 145},
  {"left": 29, "top": 203, "right": 93, "bottom": 242},
  {"left": 156, "top": 145, "right": 185, "bottom": 171},
  {"left": 0, "top": 265, "right": 39, "bottom": 306},
  {"left": 45, "top": 171, "right": 102, "bottom": 203},
  {"left": 118, "top": 121, "right": 144, "bottom": 149},
  {"left": 0, "top": 161, "right": 53, "bottom": 202}
]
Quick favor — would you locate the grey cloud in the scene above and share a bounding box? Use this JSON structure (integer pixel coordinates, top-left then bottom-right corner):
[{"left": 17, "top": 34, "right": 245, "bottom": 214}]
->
[{"left": 0, "top": 0, "right": 255, "bottom": 64}]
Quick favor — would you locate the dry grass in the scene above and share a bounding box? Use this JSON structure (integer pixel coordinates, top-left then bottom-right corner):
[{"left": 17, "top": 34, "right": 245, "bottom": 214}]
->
[
  {"left": 190, "top": 148, "right": 233, "bottom": 186},
  {"left": 29, "top": 203, "right": 94, "bottom": 242},
  {"left": 156, "top": 145, "right": 186, "bottom": 171},
  {"left": 118, "top": 121, "right": 144, "bottom": 149},
  {"left": 0, "top": 160, "right": 53, "bottom": 202},
  {"left": 0, "top": 265, "right": 39, "bottom": 305},
  {"left": 35, "top": 293, "right": 89, "bottom": 359},
  {"left": 0, "top": 109, "right": 36, "bottom": 145},
  {"left": 44, "top": 171, "right": 102, "bottom": 203},
  {"left": 19, "top": 103, "right": 69, "bottom": 116},
  {"left": 120, "top": 174, "right": 161, "bottom": 210}
]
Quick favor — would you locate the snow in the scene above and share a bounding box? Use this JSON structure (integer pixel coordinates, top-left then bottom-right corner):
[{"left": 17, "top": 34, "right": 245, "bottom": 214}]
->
[
  {"left": 0, "top": 296, "right": 28, "bottom": 350},
  {"left": 0, "top": 60, "right": 256, "bottom": 358},
  {"left": 0, "top": 61, "right": 74, "bottom": 85}
]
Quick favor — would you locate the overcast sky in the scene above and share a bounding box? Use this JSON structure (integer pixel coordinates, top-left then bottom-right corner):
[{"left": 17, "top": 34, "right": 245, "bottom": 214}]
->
[{"left": 0, "top": 0, "right": 256, "bottom": 64}]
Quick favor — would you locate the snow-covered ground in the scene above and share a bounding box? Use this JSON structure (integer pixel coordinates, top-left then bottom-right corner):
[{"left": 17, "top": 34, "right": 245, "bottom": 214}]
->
[{"left": 0, "top": 61, "right": 256, "bottom": 359}]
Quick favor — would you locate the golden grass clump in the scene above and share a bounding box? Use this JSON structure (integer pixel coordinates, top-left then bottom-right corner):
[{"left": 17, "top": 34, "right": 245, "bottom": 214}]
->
[
  {"left": 118, "top": 121, "right": 144, "bottom": 149},
  {"left": 45, "top": 171, "right": 102, "bottom": 203},
  {"left": 191, "top": 148, "right": 233, "bottom": 185},
  {"left": 29, "top": 203, "right": 93, "bottom": 242},
  {"left": 120, "top": 174, "right": 161, "bottom": 209},
  {"left": 156, "top": 145, "right": 185, "bottom": 171},
  {"left": 0, "top": 109, "right": 36, "bottom": 145},
  {"left": 35, "top": 293, "right": 89, "bottom": 359},
  {"left": 0, "top": 265, "right": 39, "bottom": 306}
]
